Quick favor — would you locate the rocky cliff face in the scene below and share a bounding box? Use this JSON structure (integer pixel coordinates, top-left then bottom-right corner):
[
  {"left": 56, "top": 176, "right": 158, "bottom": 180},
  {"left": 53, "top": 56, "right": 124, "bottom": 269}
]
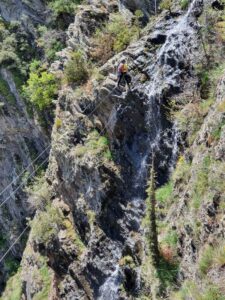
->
[
  {"left": 1, "top": 0, "right": 225, "bottom": 299},
  {"left": 0, "top": 0, "right": 47, "bottom": 25},
  {"left": 0, "top": 66, "right": 48, "bottom": 290}
]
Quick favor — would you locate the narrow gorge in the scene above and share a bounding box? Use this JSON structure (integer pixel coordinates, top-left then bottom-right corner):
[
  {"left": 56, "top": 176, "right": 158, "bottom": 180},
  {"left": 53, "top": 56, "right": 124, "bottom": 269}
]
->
[{"left": 0, "top": 0, "right": 225, "bottom": 299}]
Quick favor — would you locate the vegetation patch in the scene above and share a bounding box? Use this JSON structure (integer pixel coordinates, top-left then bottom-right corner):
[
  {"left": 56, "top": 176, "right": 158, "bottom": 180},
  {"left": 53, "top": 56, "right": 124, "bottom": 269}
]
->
[
  {"left": 63, "top": 219, "right": 85, "bottom": 255},
  {"left": 73, "top": 130, "right": 112, "bottom": 161},
  {"left": 5, "top": 257, "right": 20, "bottom": 277},
  {"left": 172, "top": 156, "right": 191, "bottom": 185},
  {"left": 172, "top": 281, "right": 225, "bottom": 300},
  {"left": 156, "top": 181, "right": 173, "bottom": 205},
  {"left": 91, "top": 12, "right": 141, "bottom": 64},
  {"left": 30, "top": 204, "right": 63, "bottom": 245},
  {"left": 33, "top": 263, "right": 51, "bottom": 300},
  {"left": 47, "top": 0, "right": 82, "bottom": 19},
  {"left": 64, "top": 50, "right": 89, "bottom": 85},
  {"left": 26, "top": 172, "right": 51, "bottom": 211},
  {"left": 0, "top": 268, "right": 22, "bottom": 300},
  {"left": 191, "top": 156, "right": 211, "bottom": 210},
  {"left": 23, "top": 62, "right": 58, "bottom": 111},
  {"left": 180, "top": 0, "right": 189, "bottom": 10},
  {"left": 0, "top": 76, "right": 16, "bottom": 104},
  {"left": 199, "top": 242, "right": 225, "bottom": 276}
]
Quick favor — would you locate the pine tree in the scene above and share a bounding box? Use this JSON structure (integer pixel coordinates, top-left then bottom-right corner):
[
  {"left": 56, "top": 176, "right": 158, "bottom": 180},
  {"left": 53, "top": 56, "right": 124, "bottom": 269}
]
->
[{"left": 146, "top": 155, "right": 160, "bottom": 267}]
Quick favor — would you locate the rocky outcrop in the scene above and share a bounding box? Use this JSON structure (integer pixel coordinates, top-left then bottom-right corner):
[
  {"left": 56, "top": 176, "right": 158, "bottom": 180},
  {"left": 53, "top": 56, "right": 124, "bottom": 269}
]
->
[{"left": 0, "top": 0, "right": 48, "bottom": 25}]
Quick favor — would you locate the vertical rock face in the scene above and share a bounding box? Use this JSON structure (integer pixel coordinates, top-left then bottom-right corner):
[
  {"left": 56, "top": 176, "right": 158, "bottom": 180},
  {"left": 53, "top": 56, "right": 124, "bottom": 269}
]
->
[
  {"left": 0, "top": 0, "right": 47, "bottom": 24},
  {"left": 119, "top": 0, "right": 154, "bottom": 16},
  {"left": 2, "top": 0, "right": 225, "bottom": 299},
  {"left": 0, "top": 68, "right": 48, "bottom": 290},
  {"left": 12, "top": 1, "right": 207, "bottom": 299}
]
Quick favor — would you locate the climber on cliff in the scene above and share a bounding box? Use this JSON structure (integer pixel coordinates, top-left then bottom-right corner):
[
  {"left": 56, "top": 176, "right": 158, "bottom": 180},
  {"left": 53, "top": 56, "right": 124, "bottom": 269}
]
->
[{"left": 117, "top": 59, "right": 131, "bottom": 91}]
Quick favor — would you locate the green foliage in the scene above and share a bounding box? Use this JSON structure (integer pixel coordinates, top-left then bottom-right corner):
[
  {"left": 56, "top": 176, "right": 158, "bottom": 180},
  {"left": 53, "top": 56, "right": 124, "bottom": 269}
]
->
[
  {"left": 160, "top": 0, "right": 173, "bottom": 11},
  {"left": 23, "top": 64, "right": 58, "bottom": 110},
  {"left": 199, "top": 242, "right": 225, "bottom": 275},
  {"left": 162, "top": 230, "right": 178, "bottom": 248},
  {"left": 211, "top": 119, "right": 225, "bottom": 141},
  {"left": 63, "top": 219, "right": 85, "bottom": 255},
  {"left": 26, "top": 172, "right": 51, "bottom": 210},
  {"left": 37, "top": 26, "right": 65, "bottom": 62},
  {"left": 155, "top": 181, "right": 173, "bottom": 204},
  {"left": 175, "top": 103, "right": 203, "bottom": 145},
  {"left": 0, "top": 268, "right": 22, "bottom": 300},
  {"left": 30, "top": 204, "right": 63, "bottom": 245},
  {"left": 196, "top": 63, "right": 225, "bottom": 102},
  {"left": 0, "top": 20, "right": 33, "bottom": 73},
  {"left": 172, "top": 281, "right": 225, "bottom": 300},
  {"left": 91, "top": 13, "right": 140, "bottom": 63},
  {"left": 191, "top": 156, "right": 211, "bottom": 210},
  {"left": 107, "top": 13, "right": 139, "bottom": 53},
  {"left": 199, "top": 245, "right": 214, "bottom": 275},
  {"left": 0, "top": 76, "right": 16, "bottom": 104},
  {"left": 172, "top": 156, "right": 191, "bottom": 185},
  {"left": 180, "top": 0, "right": 189, "bottom": 9},
  {"left": 156, "top": 258, "right": 179, "bottom": 290},
  {"left": 64, "top": 50, "right": 89, "bottom": 85},
  {"left": 47, "top": 0, "right": 82, "bottom": 17},
  {"left": 33, "top": 264, "right": 51, "bottom": 300},
  {"left": 119, "top": 255, "right": 136, "bottom": 268},
  {"left": 5, "top": 257, "right": 20, "bottom": 276},
  {"left": 73, "top": 130, "right": 112, "bottom": 161}
]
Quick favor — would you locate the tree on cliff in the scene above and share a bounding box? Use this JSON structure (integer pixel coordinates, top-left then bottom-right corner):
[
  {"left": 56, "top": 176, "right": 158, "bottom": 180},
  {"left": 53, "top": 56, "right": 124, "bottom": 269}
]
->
[{"left": 146, "top": 155, "right": 160, "bottom": 267}]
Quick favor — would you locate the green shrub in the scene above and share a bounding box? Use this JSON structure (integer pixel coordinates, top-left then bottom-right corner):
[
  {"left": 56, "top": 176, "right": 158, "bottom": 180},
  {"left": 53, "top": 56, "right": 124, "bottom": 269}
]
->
[
  {"left": 155, "top": 181, "right": 173, "bottom": 204},
  {"left": 172, "top": 281, "right": 225, "bottom": 300},
  {"left": 191, "top": 156, "right": 211, "bottom": 210},
  {"left": 91, "top": 13, "right": 140, "bottom": 63},
  {"left": 37, "top": 26, "right": 65, "bottom": 62},
  {"left": 199, "top": 242, "right": 225, "bottom": 275},
  {"left": 23, "top": 65, "right": 58, "bottom": 110},
  {"left": 211, "top": 119, "right": 225, "bottom": 141},
  {"left": 0, "top": 268, "right": 22, "bottom": 300},
  {"left": 0, "top": 20, "right": 32, "bottom": 71},
  {"left": 175, "top": 103, "right": 203, "bottom": 145},
  {"left": 119, "top": 255, "right": 136, "bottom": 268},
  {"left": 107, "top": 13, "right": 139, "bottom": 53},
  {"left": 26, "top": 173, "right": 51, "bottom": 210},
  {"left": 199, "top": 245, "right": 214, "bottom": 275},
  {"left": 180, "top": 0, "right": 189, "bottom": 9},
  {"left": 5, "top": 257, "right": 20, "bottom": 276},
  {"left": 33, "top": 264, "right": 51, "bottom": 300},
  {"left": 172, "top": 156, "right": 191, "bottom": 185},
  {"left": 65, "top": 51, "right": 89, "bottom": 85},
  {"left": 156, "top": 258, "right": 179, "bottom": 290},
  {"left": 162, "top": 230, "right": 178, "bottom": 248},
  {"left": 213, "top": 243, "right": 225, "bottom": 268},
  {"left": 73, "top": 130, "right": 112, "bottom": 160},
  {"left": 47, "top": 0, "right": 82, "bottom": 17},
  {"left": 0, "top": 76, "right": 16, "bottom": 104},
  {"left": 30, "top": 204, "right": 63, "bottom": 245},
  {"left": 160, "top": 0, "right": 173, "bottom": 12}
]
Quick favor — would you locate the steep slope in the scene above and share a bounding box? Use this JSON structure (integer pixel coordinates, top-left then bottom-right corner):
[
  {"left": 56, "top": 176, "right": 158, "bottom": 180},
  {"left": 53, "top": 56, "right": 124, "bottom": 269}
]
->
[
  {"left": 0, "top": 66, "right": 49, "bottom": 291},
  {"left": 1, "top": 0, "right": 225, "bottom": 299}
]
